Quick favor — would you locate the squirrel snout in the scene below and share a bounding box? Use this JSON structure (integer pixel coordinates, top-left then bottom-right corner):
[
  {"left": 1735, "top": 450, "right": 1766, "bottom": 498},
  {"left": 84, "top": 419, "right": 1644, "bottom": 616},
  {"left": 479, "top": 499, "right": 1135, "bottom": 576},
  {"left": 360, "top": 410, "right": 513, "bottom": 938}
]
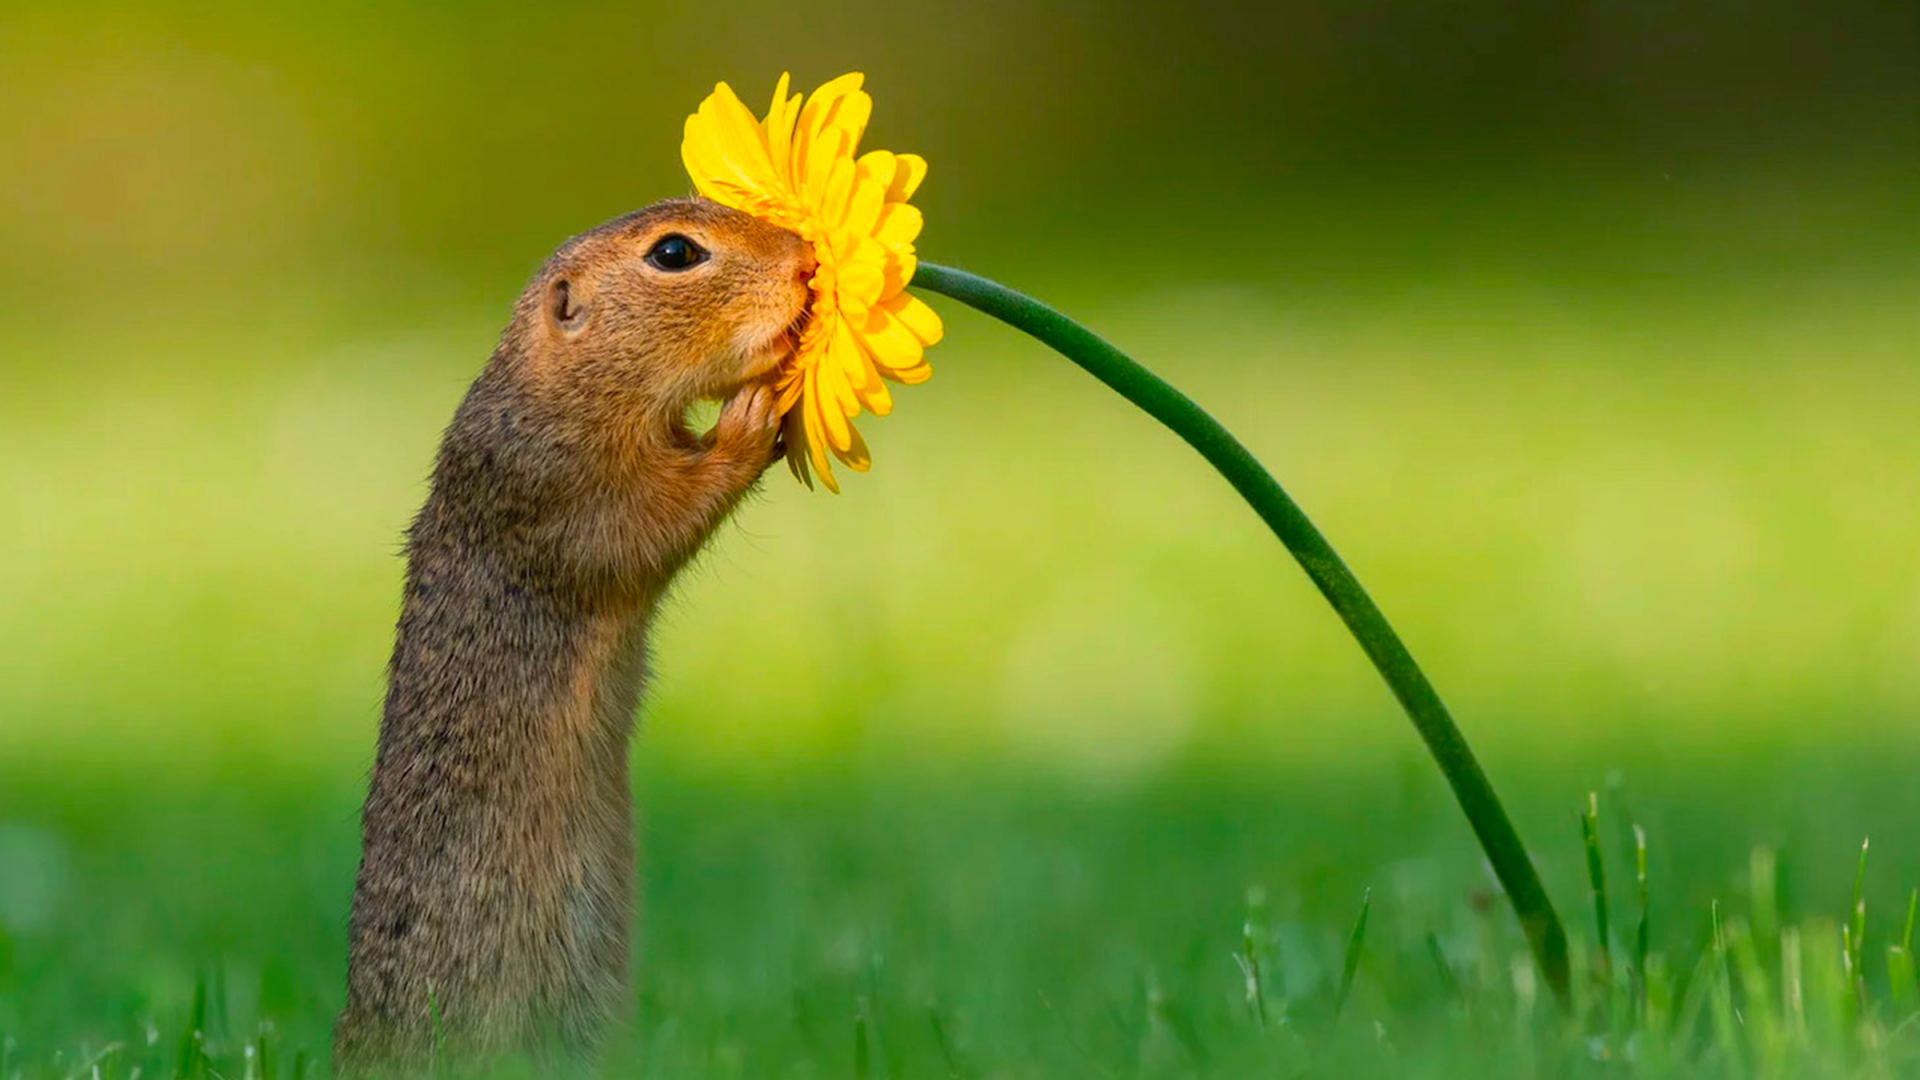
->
[{"left": 786, "top": 248, "right": 818, "bottom": 318}]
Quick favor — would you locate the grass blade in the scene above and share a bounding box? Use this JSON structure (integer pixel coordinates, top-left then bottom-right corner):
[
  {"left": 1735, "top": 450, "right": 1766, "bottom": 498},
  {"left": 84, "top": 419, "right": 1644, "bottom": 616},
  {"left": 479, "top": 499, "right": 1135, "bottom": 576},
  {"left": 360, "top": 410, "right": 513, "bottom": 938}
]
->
[
  {"left": 1707, "top": 902, "right": 1746, "bottom": 1074},
  {"left": 1427, "top": 931, "right": 1461, "bottom": 999},
  {"left": 1151, "top": 992, "right": 1212, "bottom": 1068},
  {"left": 1334, "top": 888, "right": 1371, "bottom": 1021},
  {"left": 1848, "top": 838, "right": 1869, "bottom": 1008},
  {"left": 1894, "top": 887, "right": 1920, "bottom": 1013},
  {"left": 854, "top": 1001, "right": 872, "bottom": 1080},
  {"left": 1633, "top": 825, "right": 1651, "bottom": 991},
  {"left": 1751, "top": 845, "right": 1779, "bottom": 951},
  {"left": 927, "top": 1006, "right": 967, "bottom": 1080},
  {"left": 427, "top": 984, "right": 446, "bottom": 1078},
  {"left": 1891, "top": 943, "right": 1916, "bottom": 1011},
  {"left": 1782, "top": 926, "right": 1806, "bottom": 1040},
  {"left": 174, "top": 976, "right": 208, "bottom": 1080},
  {"left": 1582, "top": 792, "right": 1611, "bottom": 981},
  {"left": 1726, "top": 918, "right": 1780, "bottom": 1065},
  {"left": 1236, "top": 887, "right": 1272, "bottom": 1028},
  {"left": 1236, "top": 918, "right": 1269, "bottom": 1028}
]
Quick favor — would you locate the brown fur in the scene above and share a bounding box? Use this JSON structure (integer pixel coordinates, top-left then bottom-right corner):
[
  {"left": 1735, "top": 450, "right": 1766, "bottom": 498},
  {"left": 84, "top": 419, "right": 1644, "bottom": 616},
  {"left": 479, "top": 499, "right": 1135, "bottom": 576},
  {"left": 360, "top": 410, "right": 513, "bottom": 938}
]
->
[{"left": 334, "top": 198, "right": 812, "bottom": 1074}]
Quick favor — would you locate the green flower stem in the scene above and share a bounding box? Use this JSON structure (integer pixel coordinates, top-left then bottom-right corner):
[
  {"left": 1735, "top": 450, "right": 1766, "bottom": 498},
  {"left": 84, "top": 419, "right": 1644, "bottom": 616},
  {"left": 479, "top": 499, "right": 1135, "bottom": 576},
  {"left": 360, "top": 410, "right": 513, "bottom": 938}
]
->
[{"left": 911, "top": 261, "right": 1572, "bottom": 1005}]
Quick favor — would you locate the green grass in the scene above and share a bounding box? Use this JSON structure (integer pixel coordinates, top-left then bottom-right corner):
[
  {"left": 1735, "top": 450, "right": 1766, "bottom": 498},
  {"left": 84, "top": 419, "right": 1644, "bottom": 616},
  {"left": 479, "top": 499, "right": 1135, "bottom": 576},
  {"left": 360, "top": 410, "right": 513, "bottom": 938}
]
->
[{"left": 3, "top": 755, "right": 1919, "bottom": 1078}]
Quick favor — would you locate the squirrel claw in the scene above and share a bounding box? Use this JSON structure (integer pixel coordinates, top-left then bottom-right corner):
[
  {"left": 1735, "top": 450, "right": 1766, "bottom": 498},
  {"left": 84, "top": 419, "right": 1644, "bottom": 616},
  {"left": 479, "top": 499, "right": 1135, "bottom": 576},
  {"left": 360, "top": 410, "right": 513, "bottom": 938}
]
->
[{"left": 709, "top": 383, "right": 782, "bottom": 473}]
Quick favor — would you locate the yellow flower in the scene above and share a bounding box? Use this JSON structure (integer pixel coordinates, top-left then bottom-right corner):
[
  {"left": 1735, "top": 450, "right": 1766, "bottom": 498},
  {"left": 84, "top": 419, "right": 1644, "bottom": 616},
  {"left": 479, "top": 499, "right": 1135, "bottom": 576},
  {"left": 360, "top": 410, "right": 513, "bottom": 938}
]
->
[{"left": 682, "top": 72, "right": 943, "bottom": 492}]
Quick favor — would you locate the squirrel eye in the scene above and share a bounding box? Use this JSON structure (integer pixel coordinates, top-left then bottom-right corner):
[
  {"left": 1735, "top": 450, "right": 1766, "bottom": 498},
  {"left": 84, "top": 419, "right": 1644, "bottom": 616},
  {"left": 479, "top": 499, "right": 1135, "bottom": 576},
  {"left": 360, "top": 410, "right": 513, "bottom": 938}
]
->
[{"left": 645, "top": 234, "right": 708, "bottom": 272}]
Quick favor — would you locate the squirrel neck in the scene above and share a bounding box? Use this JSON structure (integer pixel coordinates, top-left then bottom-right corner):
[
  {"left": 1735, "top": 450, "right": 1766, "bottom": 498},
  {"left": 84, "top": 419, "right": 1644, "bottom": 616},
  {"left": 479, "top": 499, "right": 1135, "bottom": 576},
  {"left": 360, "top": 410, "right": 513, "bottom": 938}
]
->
[
  {"left": 384, "top": 490, "right": 654, "bottom": 769},
  {"left": 342, "top": 348, "right": 680, "bottom": 1066},
  {"left": 375, "top": 338, "right": 679, "bottom": 820}
]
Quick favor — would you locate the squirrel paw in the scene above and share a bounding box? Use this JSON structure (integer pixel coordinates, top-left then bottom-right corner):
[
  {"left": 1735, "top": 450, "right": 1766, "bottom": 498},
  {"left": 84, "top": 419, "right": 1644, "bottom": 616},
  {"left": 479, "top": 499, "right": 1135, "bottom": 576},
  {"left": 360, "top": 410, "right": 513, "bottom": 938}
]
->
[{"left": 705, "top": 383, "right": 783, "bottom": 478}]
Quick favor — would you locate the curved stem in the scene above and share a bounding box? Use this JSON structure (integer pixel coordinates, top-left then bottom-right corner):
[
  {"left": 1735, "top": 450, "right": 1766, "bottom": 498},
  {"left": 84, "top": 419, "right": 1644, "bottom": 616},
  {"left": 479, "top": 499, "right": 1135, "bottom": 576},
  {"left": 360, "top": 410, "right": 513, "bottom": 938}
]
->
[{"left": 911, "top": 261, "right": 1571, "bottom": 1004}]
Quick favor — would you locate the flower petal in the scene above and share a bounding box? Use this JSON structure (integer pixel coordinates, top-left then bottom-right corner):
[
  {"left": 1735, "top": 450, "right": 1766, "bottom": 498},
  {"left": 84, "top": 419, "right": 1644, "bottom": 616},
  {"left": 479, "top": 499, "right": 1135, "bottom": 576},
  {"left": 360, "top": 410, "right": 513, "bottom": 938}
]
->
[
  {"left": 820, "top": 158, "right": 859, "bottom": 238},
  {"left": 792, "top": 74, "right": 865, "bottom": 209},
  {"left": 816, "top": 374, "right": 853, "bottom": 451},
  {"left": 856, "top": 306, "right": 927, "bottom": 374},
  {"left": 830, "top": 419, "right": 872, "bottom": 472},
  {"left": 844, "top": 172, "right": 887, "bottom": 238},
  {"left": 763, "top": 72, "right": 798, "bottom": 190},
  {"left": 879, "top": 291, "right": 944, "bottom": 346},
  {"left": 801, "top": 369, "right": 839, "bottom": 492},
  {"left": 887, "top": 360, "right": 933, "bottom": 385},
  {"left": 816, "top": 75, "right": 872, "bottom": 152},
  {"left": 828, "top": 320, "right": 869, "bottom": 414},
  {"left": 886, "top": 153, "right": 928, "bottom": 202},
  {"left": 874, "top": 203, "right": 923, "bottom": 248},
  {"left": 852, "top": 355, "right": 893, "bottom": 416},
  {"left": 880, "top": 249, "right": 917, "bottom": 298},
  {"left": 836, "top": 241, "right": 887, "bottom": 314},
  {"left": 857, "top": 150, "right": 897, "bottom": 196},
  {"left": 689, "top": 83, "right": 782, "bottom": 203}
]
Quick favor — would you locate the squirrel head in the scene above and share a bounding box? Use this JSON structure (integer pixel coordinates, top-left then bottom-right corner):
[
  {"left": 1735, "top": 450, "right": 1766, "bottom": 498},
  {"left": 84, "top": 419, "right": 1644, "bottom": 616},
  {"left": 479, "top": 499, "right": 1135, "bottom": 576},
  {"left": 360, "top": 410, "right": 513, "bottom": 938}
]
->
[{"left": 511, "top": 198, "right": 814, "bottom": 428}]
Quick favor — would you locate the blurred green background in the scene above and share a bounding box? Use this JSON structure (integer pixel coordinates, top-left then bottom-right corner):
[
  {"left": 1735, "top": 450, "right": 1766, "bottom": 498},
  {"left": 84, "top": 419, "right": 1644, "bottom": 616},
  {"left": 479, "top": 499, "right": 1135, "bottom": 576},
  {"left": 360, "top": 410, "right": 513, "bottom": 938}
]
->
[
  {"left": 2, "top": 0, "right": 1919, "bottom": 1071},
  {"left": 4, "top": 0, "right": 1917, "bottom": 776}
]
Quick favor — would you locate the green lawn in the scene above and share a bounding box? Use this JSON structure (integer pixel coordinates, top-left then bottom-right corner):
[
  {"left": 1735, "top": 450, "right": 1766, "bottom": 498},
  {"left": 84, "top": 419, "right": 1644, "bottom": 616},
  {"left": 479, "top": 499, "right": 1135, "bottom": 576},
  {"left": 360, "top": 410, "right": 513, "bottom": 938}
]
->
[{"left": 3, "top": 755, "right": 1919, "bottom": 1078}]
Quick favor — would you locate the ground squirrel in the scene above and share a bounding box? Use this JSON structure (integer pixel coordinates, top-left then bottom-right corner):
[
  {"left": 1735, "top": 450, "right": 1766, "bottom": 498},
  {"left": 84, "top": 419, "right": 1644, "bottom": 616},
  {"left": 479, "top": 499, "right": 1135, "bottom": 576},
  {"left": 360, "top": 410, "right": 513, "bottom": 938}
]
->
[{"left": 334, "top": 198, "right": 813, "bottom": 1073}]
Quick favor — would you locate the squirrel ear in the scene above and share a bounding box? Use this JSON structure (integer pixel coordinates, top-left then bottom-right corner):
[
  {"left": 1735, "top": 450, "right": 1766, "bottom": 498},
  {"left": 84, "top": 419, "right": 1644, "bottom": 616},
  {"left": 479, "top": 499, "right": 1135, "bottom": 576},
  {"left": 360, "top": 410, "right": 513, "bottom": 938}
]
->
[{"left": 547, "top": 278, "right": 586, "bottom": 331}]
